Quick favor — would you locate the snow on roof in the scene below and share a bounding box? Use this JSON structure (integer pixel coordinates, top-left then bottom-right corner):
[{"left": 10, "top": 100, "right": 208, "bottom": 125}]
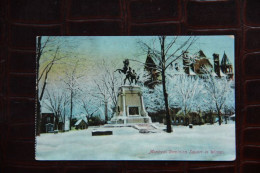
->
[
  {"left": 219, "top": 69, "right": 226, "bottom": 77},
  {"left": 176, "top": 110, "right": 185, "bottom": 117},
  {"left": 75, "top": 119, "right": 87, "bottom": 126},
  {"left": 212, "top": 71, "right": 218, "bottom": 77},
  {"left": 145, "top": 50, "right": 160, "bottom": 67},
  {"left": 41, "top": 99, "right": 58, "bottom": 114},
  {"left": 189, "top": 67, "right": 196, "bottom": 75},
  {"left": 41, "top": 109, "right": 53, "bottom": 114}
]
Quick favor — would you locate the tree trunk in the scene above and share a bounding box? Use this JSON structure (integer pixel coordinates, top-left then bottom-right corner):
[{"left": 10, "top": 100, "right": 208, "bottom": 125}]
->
[
  {"left": 39, "top": 80, "right": 47, "bottom": 101},
  {"left": 63, "top": 104, "right": 66, "bottom": 131},
  {"left": 55, "top": 116, "right": 59, "bottom": 130},
  {"left": 36, "top": 99, "right": 41, "bottom": 136},
  {"left": 105, "top": 100, "right": 108, "bottom": 122},
  {"left": 218, "top": 110, "right": 222, "bottom": 126},
  {"left": 162, "top": 73, "right": 172, "bottom": 132},
  {"left": 225, "top": 116, "right": 228, "bottom": 124},
  {"left": 161, "top": 37, "right": 172, "bottom": 133},
  {"left": 36, "top": 36, "right": 42, "bottom": 136},
  {"left": 70, "top": 90, "right": 73, "bottom": 130}
]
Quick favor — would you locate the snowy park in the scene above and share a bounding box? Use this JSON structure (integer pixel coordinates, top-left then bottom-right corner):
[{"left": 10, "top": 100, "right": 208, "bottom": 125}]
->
[
  {"left": 36, "top": 36, "right": 235, "bottom": 161},
  {"left": 36, "top": 123, "right": 235, "bottom": 161}
]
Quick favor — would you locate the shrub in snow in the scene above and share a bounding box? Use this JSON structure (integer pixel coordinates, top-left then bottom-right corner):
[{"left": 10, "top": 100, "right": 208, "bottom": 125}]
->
[{"left": 88, "top": 116, "right": 105, "bottom": 126}]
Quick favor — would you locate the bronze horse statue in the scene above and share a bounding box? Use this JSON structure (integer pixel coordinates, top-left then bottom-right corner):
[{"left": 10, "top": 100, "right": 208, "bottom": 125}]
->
[
  {"left": 115, "top": 59, "right": 139, "bottom": 85},
  {"left": 123, "top": 68, "right": 139, "bottom": 85},
  {"left": 115, "top": 59, "right": 129, "bottom": 74}
]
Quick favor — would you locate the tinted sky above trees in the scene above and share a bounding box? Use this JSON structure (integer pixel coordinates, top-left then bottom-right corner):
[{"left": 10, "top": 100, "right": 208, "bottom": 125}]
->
[{"left": 40, "top": 36, "right": 234, "bottom": 82}]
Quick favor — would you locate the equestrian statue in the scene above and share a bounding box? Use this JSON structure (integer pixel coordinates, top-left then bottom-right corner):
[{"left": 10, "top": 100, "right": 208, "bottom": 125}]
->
[{"left": 115, "top": 59, "right": 139, "bottom": 85}]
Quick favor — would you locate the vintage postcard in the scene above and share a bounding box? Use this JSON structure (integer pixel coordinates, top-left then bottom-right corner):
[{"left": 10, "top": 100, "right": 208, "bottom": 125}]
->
[{"left": 35, "top": 36, "right": 235, "bottom": 160}]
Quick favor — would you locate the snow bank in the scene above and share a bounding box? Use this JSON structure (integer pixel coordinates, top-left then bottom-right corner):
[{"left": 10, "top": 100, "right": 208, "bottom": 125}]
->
[{"left": 36, "top": 124, "right": 235, "bottom": 161}]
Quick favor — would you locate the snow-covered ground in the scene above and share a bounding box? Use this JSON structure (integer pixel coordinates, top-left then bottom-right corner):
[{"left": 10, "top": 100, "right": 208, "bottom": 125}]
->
[{"left": 36, "top": 123, "right": 235, "bottom": 161}]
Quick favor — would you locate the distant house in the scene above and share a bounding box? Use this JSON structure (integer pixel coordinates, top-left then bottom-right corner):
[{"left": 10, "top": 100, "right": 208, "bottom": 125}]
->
[
  {"left": 58, "top": 121, "right": 64, "bottom": 131},
  {"left": 144, "top": 49, "right": 234, "bottom": 81},
  {"left": 229, "top": 114, "right": 235, "bottom": 121},
  {"left": 41, "top": 113, "right": 55, "bottom": 133},
  {"left": 74, "top": 119, "right": 88, "bottom": 130},
  {"left": 143, "top": 49, "right": 234, "bottom": 125},
  {"left": 144, "top": 49, "right": 162, "bottom": 88},
  {"left": 221, "top": 52, "right": 234, "bottom": 79},
  {"left": 193, "top": 51, "right": 214, "bottom": 76},
  {"left": 172, "top": 111, "right": 203, "bottom": 126}
]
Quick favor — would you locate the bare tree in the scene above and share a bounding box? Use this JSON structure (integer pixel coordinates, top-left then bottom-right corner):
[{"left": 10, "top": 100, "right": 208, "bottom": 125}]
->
[
  {"left": 37, "top": 37, "right": 65, "bottom": 101},
  {"left": 36, "top": 36, "right": 78, "bottom": 135},
  {"left": 136, "top": 36, "right": 197, "bottom": 133},
  {"left": 168, "top": 74, "right": 204, "bottom": 124},
  {"left": 43, "top": 88, "right": 69, "bottom": 130},
  {"left": 203, "top": 72, "right": 231, "bottom": 125},
  {"left": 36, "top": 36, "right": 58, "bottom": 135},
  {"left": 80, "top": 94, "right": 102, "bottom": 121},
  {"left": 63, "top": 61, "right": 83, "bottom": 130},
  {"left": 92, "top": 60, "right": 124, "bottom": 122}
]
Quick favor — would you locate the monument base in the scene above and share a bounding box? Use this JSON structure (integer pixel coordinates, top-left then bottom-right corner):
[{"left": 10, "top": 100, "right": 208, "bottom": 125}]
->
[{"left": 110, "top": 85, "right": 152, "bottom": 125}]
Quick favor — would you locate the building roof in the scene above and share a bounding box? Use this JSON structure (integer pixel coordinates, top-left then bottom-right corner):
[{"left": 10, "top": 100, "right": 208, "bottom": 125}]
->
[
  {"left": 197, "top": 50, "right": 206, "bottom": 58},
  {"left": 219, "top": 69, "right": 227, "bottom": 77},
  {"left": 41, "top": 106, "right": 53, "bottom": 114},
  {"left": 75, "top": 119, "right": 87, "bottom": 126},
  {"left": 221, "top": 52, "right": 232, "bottom": 66},
  {"left": 194, "top": 58, "right": 213, "bottom": 74},
  {"left": 189, "top": 67, "right": 196, "bottom": 75},
  {"left": 144, "top": 49, "right": 161, "bottom": 70},
  {"left": 176, "top": 110, "right": 185, "bottom": 117}
]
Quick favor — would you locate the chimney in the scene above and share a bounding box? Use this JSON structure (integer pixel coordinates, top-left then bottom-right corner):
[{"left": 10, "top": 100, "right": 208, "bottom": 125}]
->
[
  {"left": 182, "top": 51, "right": 190, "bottom": 75},
  {"left": 213, "top": 53, "right": 220, "bottom": 77}
]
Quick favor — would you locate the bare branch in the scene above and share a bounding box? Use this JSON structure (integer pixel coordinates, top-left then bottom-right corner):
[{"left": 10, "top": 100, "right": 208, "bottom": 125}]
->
[{"left": 165, "top": 37, "right": 197, "bottom": 70}]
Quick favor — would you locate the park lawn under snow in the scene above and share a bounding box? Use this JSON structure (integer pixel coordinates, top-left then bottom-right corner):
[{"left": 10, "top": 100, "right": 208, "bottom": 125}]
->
[{"left": 36, "top": 123, "right": 235, "bottom": 161}]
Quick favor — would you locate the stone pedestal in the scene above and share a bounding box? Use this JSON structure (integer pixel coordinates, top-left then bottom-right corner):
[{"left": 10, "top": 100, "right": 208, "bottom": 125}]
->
[{"left": 110, "top": 85, "right": 152, "bottom": 124}]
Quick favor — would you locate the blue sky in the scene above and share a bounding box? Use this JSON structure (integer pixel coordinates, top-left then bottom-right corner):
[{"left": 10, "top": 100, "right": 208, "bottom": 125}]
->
[
  {"left": 41, "top": 36, "right": 235, "bottom": 81},
  {"left": 75, "top": 36, "right": 234, "bottom": 66}
]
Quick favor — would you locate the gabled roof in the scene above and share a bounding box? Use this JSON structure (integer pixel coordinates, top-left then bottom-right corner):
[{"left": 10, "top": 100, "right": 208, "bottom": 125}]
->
[
  {"left": 221, "top": 52, "right": 232, "bottom": 66},
  {"left": 145, "top": 51, "right": 156, "bottom": 69},
  {"left": 194, "top": 58, "right": 213, "bottom": 74},
  {"left": 198, "top": 50, "right": 206, "bottom": 58},
  {"left": 189, "top": 67, "right": 196, "bottom": 76},
  {"left": 41, "top": 103, "right": 53, "bottom": 114},
  {"left": 219, "top": 69, "right": 226, "bottom": 77},
  {"left": 176, "top": 110, "right": 185, "bottom": 117},
  {"left": 194, "top": 50, "right": 207, "bottom": 60},
  {"left": 75, "top": 119, "right": 87, "bottom": 126},
  {"left": 211, "top": 71, "right": 218, "bottom": 77}
]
